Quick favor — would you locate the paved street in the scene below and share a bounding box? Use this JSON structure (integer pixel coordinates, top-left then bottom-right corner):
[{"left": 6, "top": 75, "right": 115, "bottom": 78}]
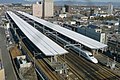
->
[{"left": 0, "top": 27, "right": 17, "bottom": 80}]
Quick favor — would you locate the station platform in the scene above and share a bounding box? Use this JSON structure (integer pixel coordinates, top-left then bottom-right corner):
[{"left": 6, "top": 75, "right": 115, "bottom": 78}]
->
[{"left": 44, "top": 57, "right": 67, "bottom": 73}]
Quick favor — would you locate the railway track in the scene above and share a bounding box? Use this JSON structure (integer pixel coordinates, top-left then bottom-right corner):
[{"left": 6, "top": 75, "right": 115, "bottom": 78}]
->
[
  {"left": 94, "top": 53, "right": 120, "bottom": 79},
  {"left": 15, "top": 35, "right": 120, "bottom": 80},
  {"left": 14, "top": 13, "right": 120, "bottom": 79},
  {"left": 46, "top": 36, "right": 108, "bottom": 79},
  {"left": 62, "top": 54, "right": 100, "bottom": 80},
  {"left": 11, "top": 28, "right": 65, "bottom": 80},
  {"left": 58, "top": 56, "right": 88, "bottom": 80},
  {"left": 46, "top": 34, "right": 120, "bottom": 79},
  {"left": 47, "top": 36, "right": 108, "bottom": 79},
  {"left": 21, "top": 40, "right": 62, "bottom": 80},
  {"left": 37, "top": 59, "right": 59, "bottom": 80},
  {"left": 65, "top": 49, "right": 120, "bottom": 80}
]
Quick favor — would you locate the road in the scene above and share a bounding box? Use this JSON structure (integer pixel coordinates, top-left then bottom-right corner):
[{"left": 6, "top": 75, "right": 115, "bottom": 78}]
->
[{"left": 0, "top": 27, "right": 17, "bottom": 80}]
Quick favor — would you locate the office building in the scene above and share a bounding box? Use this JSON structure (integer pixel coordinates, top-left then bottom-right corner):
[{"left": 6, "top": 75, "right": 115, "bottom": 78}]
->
[
  {"left": 108, "top": 3, "right": 113, "bottom": 15},
  {"left": 77, "top": 26, "right": 106, "bottom": 44},
  {"left": 32, "top": 0, "right": 53, "bottom": 18},
  {"left": 43, "top": 0, "right": 54, "bottom": 18},
  {"left": 64, "top": 5, "right": 70, "bottom": 12},
  {"left": 32, "top": 1, "right": 42, "bottom": 18}
]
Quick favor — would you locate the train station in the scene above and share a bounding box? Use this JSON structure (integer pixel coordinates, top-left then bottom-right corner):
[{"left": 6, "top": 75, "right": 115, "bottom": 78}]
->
[{"left": 4, "top": 11, "right": 120, "bottom": 80}]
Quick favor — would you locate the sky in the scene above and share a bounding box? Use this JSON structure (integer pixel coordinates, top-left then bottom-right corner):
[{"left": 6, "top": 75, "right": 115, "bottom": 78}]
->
[
  {"left": 56, "top": 0, "right": 120, "bottom": 2},
  {"left": 0, "top": 0, "right": 120, "bottom": 3}
]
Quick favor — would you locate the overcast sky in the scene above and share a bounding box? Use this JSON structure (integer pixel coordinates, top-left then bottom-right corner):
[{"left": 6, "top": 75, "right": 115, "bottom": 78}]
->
[
  {"left": 0, "top": 0, "right": 120, "bottom": 3},
  {"left": 55, "top": 0, "right": 120, "bottom": 2}
]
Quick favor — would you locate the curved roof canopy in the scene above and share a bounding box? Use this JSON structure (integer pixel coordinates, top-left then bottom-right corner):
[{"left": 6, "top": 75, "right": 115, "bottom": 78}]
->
[
  {"left": 7, "top": 11, "right": 68, "bottom": 56},
  {"left": 17, "top": 11, "right": 107, "bottom": 49}
]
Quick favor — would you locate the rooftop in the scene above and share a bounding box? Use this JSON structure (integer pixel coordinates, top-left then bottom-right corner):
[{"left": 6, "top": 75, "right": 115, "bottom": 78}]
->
[
  {"left": 17, "top": 11, "right": 107, "bottom": 49},
  {"left": 7, "top": 11, "right": 68, "bottom": 56}
]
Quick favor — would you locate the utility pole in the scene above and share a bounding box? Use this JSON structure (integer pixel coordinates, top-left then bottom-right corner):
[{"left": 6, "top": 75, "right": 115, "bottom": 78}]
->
[
  {"left": 118, "top": 18, "right": 120, "bottom": 34},
  {"left": 106, "top": 57, "right": 110, "bottom": 67},
  {"left": 110, "top": 57, "right": 116, "bottom": 70},
  {"left": 33, "top": 51, "right": 36, "bottom": 68},
  {"left": 33, "top": 51, "right": 41, "bottom": 68},
  {"left": 116, "top": 38, "right": 119, "bottom": 61}
]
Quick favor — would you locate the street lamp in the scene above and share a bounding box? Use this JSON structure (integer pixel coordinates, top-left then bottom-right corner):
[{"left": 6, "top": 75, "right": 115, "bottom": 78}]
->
[{"left": 33, "top": 51, "right": 36, "bottom": 68}]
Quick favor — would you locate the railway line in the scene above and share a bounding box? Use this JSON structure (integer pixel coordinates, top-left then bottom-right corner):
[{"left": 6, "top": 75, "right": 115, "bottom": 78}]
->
[
  {"left": 43, "top": 30, "right": 120, "bottom": 79},
  {"left": 40, "top": 31, "right": 120, "bottom": 80},
  {"left": 8, "top": 11, "right": 120, "bottom": 80},
  {"left": 59, "top": 54, "right": 99, "bottom": 79},
  {"left": 62, "top": 49, "right": 120, "bottom": 80},
  {"left": 37, "top": 59, "right": 59, "bottom": 80},
  {"left": 45, "top": 35, "right": 115, "bottom": 79},
  {"left": 59, "top": 56, "right": 92, "bottom": 80},
  {"left": 46, "top": 57, "right": 84, "bottom": 80},
  {"left": 19, "top": 31, "right": 90, "bottom": 80},
  {"left": 8, "top": 17, "right": 85, "bottom": 79},
  {"left": 14, "top": 29, "right": 120, "bottom": 80},
  {"left": 21, "top": 39, "right": 64, "bottom": 80}
]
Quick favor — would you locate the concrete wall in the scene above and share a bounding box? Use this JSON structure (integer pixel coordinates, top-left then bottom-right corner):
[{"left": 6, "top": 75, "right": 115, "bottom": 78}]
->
[
  {"left": 32, "top": 4, "right": 42, "bottom": 18},
  {"left": 44, "top": 0, "right": 54, "bottom": 17}
]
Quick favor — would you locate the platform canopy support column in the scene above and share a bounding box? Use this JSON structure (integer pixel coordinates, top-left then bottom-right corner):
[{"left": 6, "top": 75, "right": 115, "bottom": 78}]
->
[
  {"left": 101, "top": 48, "right": 104, "bottom": 53},
  {"left": 55, "top": 31, "right": 58, "bottom": 41},
  {"left": 92, "top": 50, "right": 96, "bottom": 56},
  {"left": 96, "top": 49, "right": 99, "bottom": 54},
  {"left": 101, "top": 47, "right": 107, "bottom": 53},
  {"left": 18, "top": 41, "right": 22, "bottom": 50},
  {"left": 14, "top": 28, "right": 19, "bottom": 35},
  {"left": 54, "top": 55, "right": 58, "bottom": 62},
  {"left": 43, "top": 26, "right": 45, "bottom": 34},
  {"left": 64, "top": 53, "right": 65, "bottom": 60},
  {"left": 10, "top": 22, "right": 13, "bottom": 29},
  {"left": 51, "top": 56, "right": 53, "bottom": 63},
  {"left": 104, "top": 47, "right": 107, "bottom": 52},
  {"left": 33, "top": 21, "right": 36, "bottom": 28}
]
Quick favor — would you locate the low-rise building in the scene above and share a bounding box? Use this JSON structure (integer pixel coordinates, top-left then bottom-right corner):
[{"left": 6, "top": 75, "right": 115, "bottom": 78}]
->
[
  {"left": 17, "top": 55, "right": 32, "bottom": 69},
  {"left": 77, "top": 25, "right": 106, "bottom": 44},
  {"left": 104, "top": 20, "right": 119, "bottom": 26},
  {"left": 59, "top": 13, "right": 67, "bottom": 18}
]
